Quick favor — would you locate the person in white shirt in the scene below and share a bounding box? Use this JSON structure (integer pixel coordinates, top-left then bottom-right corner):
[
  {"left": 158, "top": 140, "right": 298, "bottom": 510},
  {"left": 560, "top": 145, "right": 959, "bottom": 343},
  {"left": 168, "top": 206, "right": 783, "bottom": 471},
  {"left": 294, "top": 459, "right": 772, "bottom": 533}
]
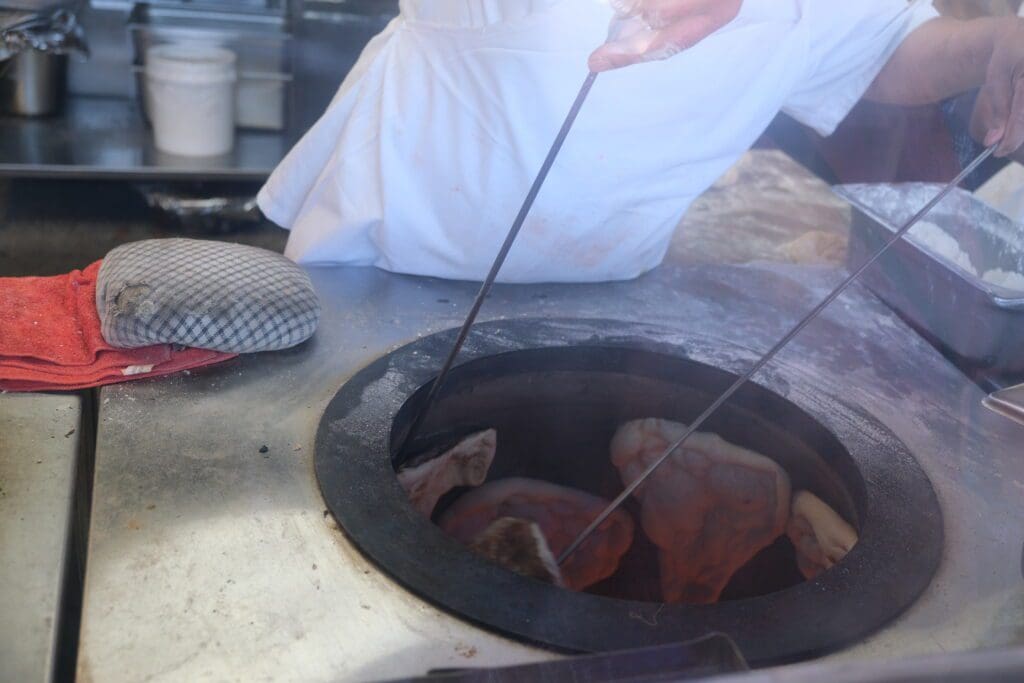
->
[{"left": 258, "top": 0, "right": 1024, "bottom": 284}]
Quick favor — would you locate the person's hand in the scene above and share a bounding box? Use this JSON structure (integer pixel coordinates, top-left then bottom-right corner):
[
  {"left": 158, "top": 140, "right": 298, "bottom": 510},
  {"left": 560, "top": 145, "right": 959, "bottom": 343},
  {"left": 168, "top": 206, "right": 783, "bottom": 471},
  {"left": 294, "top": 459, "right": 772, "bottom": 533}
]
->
[
  {"left": 971, "top": 20, "right": 1024, "bottom": 157},
  {"left": 588, "top": 0, "right": 742, "bottom": 73}
]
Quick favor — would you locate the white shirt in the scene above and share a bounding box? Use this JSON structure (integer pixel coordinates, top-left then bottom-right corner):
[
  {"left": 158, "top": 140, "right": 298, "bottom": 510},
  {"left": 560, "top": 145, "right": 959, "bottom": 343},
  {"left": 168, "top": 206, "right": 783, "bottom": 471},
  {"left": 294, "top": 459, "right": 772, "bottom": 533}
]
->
[{"left": 258, "top": 0, "right": 938, "bottom": 283}]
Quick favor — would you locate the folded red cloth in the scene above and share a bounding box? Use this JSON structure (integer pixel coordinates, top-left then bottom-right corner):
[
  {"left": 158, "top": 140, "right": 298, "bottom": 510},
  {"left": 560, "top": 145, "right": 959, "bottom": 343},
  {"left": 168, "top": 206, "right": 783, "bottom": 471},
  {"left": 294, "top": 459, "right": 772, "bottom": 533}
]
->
[{"left": 1, "top": 261, "right": 236, "bottom": 392}]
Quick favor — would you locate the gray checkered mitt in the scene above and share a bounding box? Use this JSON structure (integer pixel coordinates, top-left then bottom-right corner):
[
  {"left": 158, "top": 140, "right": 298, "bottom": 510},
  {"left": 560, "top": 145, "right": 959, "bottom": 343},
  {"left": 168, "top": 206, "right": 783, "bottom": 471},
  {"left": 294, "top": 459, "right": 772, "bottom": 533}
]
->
[{"left": 96, "top": 239, "right": 320, "bottom": 353}]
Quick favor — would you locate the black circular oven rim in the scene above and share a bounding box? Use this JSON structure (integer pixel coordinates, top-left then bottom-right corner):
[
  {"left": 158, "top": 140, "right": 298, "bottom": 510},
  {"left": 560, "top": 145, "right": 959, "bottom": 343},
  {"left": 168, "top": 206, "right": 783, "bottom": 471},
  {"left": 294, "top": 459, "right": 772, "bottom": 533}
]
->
[{"left": 314, "top": 318, "right": 943, "bottom": 665}]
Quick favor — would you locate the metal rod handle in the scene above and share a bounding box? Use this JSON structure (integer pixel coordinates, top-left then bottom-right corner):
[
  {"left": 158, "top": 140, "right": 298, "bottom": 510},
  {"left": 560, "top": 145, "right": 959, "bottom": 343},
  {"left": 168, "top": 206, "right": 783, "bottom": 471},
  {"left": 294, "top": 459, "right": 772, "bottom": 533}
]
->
[{"left": 394, "top": 72, "right": 600, "bottom": 458}]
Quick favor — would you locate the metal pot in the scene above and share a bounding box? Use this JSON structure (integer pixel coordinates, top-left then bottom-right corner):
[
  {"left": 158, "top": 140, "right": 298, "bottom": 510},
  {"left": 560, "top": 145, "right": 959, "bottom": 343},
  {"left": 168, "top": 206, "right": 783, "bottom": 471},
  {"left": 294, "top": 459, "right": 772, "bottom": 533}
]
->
[{"left": 0, "top": 47, "right": 66, "bottom": 116}]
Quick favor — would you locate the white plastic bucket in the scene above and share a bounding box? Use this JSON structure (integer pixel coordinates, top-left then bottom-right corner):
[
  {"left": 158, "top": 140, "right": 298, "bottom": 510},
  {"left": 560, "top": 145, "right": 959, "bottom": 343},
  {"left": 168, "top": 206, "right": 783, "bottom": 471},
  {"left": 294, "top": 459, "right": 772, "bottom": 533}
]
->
[{"left": 145, "top": 44, "right": 237, "bottom": 157}]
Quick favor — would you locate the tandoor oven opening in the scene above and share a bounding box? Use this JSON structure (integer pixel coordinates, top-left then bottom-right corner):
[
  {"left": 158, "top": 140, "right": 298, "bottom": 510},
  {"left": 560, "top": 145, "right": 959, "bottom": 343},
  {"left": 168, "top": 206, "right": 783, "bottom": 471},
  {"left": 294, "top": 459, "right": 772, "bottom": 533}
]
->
[{"left": 316, "top": 323, "right": 942, "bottom": 663}]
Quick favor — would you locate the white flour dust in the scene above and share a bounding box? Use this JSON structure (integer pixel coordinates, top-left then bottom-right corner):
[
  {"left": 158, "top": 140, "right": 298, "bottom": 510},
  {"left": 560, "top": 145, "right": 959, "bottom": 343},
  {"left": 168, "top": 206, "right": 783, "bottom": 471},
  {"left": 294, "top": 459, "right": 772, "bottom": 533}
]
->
[
  {"left": 908, "top": 221, "right": 977, "bottom": 275},
  {"left": 982, "top": 268, "right": 1024, "bottom": 292}
]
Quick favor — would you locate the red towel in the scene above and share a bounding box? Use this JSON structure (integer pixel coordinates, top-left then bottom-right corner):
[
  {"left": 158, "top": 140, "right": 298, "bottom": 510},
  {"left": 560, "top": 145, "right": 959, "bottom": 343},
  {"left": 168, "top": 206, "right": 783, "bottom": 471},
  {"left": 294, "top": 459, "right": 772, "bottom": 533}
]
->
[{"left": 0, "top": 261, "right": 236, "bottom": 392}]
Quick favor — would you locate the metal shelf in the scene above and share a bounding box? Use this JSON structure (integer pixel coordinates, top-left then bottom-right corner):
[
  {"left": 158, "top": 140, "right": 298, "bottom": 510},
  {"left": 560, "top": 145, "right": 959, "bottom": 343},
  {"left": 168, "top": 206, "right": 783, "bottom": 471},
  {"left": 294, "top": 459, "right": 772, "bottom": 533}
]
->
[{"left": 0, "top": 95, "right": 289, "bottom": 180}]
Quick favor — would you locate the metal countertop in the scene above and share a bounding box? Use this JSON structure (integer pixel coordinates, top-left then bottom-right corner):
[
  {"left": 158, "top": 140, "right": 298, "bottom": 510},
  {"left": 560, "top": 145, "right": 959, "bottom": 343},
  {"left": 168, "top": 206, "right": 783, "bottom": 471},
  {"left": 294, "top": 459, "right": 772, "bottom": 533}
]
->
[
  {"left": 0, "top": 97, "right": 288, "bottom": 180},
  {"left": 77, "top": 259, "right": 1024, "bottom": 681},
  {"left": 75, "top": 153, "right": 1024, "bottom": 681},
  {"left": 1, "top": 392, "right": 84, "bottom": 683}
]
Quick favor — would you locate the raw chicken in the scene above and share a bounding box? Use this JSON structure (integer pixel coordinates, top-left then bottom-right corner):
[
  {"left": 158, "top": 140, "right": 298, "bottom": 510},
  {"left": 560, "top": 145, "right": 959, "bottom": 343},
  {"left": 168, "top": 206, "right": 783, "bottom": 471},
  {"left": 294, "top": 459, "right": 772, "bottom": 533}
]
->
[
  {"left": 397, "top": 429, "right": 496, "bottom": 517},
  {"left": 468, "top": 517, "right": 564, "bottom": 587},
  {"left": 786, "top": 490, "right": 858, "bottom": 579},
  {"left": 610, "top": 418, "right": 791, "bottom": 604},
  {"left": 439, "top": 478, "right": 635, "bottom": 591}
]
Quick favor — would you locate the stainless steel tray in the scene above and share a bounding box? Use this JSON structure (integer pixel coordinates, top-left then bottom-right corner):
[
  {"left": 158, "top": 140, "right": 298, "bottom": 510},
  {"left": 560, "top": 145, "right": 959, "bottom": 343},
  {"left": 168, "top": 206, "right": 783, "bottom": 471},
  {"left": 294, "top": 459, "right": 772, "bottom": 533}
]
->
[
  {"left": 836, "top": 183, "right": 1024, "bottom": 374},
  {"left": 984, "top": 382, "right": 1024, "bottom": 427}
]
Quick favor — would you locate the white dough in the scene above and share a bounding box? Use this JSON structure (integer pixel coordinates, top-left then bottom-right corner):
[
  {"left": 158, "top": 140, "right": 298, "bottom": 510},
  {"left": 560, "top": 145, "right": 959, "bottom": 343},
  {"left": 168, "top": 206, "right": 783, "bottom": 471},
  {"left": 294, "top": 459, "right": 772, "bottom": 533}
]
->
[
  {"left": 786, "top": 491, "right": 858, "bottom": 580},
  {"left": 982, "top": 268, "right": 1024, "bottom": 293},
  {"left": 908, "top": 221, "right": 977, "bottom": 275},
  {"left": 397, "top": 429, "right": 497, "bottom": 517}
]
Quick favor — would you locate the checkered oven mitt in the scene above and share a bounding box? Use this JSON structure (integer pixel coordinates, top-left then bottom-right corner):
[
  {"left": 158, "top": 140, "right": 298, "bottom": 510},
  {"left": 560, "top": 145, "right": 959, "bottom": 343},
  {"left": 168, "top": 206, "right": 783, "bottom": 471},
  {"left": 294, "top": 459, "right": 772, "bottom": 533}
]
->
[{"left": 96, "top": 239, "right": 320, "bottom": 353}]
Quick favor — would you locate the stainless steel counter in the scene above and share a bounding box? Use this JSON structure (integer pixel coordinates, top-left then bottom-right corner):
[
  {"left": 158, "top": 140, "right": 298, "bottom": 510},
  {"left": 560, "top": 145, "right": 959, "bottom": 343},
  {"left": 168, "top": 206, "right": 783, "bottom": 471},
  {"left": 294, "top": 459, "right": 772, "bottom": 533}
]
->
[
  {"left": 1, "top": 393, "right": 84, "bottom": 682},
  {"left": 75, "top": 155, "right": 1024, "bottom": 681},
  {"left": 78, "top": 275, "right": 1024, "bottom": 680},
  {"left": 0, "top": 0, "right": 397, "bottom": 180},
  {"left": 0, "top": 96, "right": 288, "bottom": 180}
]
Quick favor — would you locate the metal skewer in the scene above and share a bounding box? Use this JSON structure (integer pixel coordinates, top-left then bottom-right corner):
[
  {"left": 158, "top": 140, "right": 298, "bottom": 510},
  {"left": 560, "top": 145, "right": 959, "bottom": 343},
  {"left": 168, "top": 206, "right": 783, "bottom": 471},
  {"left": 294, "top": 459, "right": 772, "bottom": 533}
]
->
[
  {"left": 557, "top": 144, "right": 997, "bottom": 566},
  {"left": 394, "top": 72, "right": 600, "bottom": 458}
]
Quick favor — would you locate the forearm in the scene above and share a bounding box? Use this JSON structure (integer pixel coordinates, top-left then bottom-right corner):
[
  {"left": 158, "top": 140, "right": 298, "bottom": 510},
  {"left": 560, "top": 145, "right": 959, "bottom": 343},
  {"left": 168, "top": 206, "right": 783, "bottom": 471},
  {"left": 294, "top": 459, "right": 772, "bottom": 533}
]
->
[{"left": 866, "top": 17, "right": 1001, "bottom": 106}]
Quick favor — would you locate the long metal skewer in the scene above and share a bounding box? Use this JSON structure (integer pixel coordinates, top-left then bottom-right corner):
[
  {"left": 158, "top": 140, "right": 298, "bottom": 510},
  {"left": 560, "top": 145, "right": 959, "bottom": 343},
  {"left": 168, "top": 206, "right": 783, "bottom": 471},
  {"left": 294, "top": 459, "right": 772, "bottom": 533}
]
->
[
  {"left": 394, "top": 72, "right": 600, "bottom": 458},
  {"left": 557, "top": 144, "right": 997, "bottom": 566}
]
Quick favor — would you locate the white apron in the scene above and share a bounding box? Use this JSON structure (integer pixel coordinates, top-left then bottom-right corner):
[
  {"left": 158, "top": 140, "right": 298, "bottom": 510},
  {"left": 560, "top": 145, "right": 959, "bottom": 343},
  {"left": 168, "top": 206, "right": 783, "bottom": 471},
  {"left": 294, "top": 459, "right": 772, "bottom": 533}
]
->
[{"left": 259, "top": 0, "right": 937, "bottom": 283}]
